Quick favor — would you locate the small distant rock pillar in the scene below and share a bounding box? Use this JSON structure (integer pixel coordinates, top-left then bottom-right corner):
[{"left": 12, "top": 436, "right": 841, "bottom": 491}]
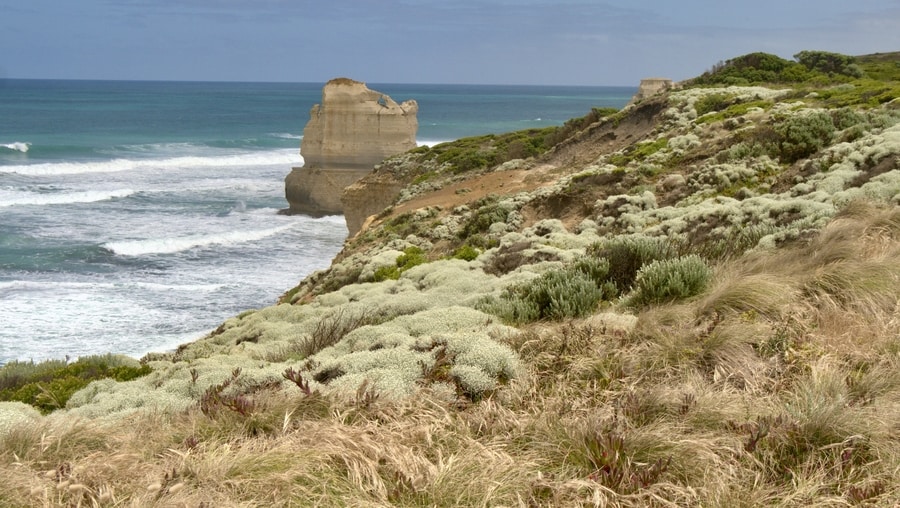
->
[
  {"left": 284, "top": 78, "right": 418, "bottom": 218},
  {"left": 629, "top": 78, "right": 674, "bottom": 104}
]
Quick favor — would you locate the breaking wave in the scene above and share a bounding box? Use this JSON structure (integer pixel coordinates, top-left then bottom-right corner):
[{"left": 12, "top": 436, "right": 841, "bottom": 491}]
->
[
  {"left": 0, "top": 149, "right": 301, "bottom": 176},
  {"left": 1, "top": 142, "right": 30, "bottom": 152},
  {"left": 102, "top": 224, "right": 296, "bottom": 256},
  {"left": 0, "top": 188, "right": 135, "bottom": 207}
]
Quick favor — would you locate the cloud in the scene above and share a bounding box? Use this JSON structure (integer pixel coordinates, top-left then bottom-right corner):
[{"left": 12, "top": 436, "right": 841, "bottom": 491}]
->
[{"left": 4, "top": 0, "right": 900, "bottom": 83}]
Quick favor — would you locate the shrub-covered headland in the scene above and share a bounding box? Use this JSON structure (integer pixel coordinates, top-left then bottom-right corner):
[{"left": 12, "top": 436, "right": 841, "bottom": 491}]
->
[{"left": 2, "top": 50, "right": 900, "bottom": 507}]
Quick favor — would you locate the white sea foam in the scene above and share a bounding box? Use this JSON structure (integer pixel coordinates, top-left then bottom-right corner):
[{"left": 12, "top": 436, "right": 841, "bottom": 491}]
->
[
  {"left": 0, "top": 280, "right": 222, "bottom": 292},
  {"left": 1, "top": 142, "right": 30, "bottom": 152},
  {"left": 0, "top": 188, "right": 134, "bottom": 207},
  {"left": 0, "top": 281, "right": 119, "bottom": 296},
  {"left": 103, "top": 224, "right": 296, "bottom": 256},
  {"left": 269, "top": 132, "right": 303, "bottom": 140},
  {"left": 0, "top": 149, "right": 302, "bottom": 176},
  {"left": 129, "top": 282, "right": 225, "bottom": 292},
  {"left": 418, "top": 139, "right": 451, "bottom": 148}
]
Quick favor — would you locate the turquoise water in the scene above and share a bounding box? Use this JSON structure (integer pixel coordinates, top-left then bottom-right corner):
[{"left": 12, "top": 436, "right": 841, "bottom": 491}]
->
[{"left": 0, "top": 79, "right": 634, "bottom": 364}]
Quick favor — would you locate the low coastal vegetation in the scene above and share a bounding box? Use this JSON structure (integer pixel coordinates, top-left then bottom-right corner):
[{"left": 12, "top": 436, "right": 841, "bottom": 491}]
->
[
  {"left": 2, "top": 50, "right": 900, "bottom": 506},
  {"left": 0, "top": 354, "right": 150, "bottom": 414}
]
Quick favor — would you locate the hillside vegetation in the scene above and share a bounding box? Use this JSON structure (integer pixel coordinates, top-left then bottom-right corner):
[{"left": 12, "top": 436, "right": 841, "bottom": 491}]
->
[{"left": 2, "top": 50, "right": 900, "bottom": 507}]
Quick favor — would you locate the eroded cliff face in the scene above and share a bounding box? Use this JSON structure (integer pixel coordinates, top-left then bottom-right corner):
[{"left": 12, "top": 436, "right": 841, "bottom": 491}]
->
[{"left": 284, "top": 78, "right": 418, "bottom": 218}]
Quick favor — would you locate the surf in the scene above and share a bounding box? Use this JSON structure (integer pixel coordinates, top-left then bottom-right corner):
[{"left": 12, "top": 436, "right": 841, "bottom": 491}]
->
[
  {"left": 0, "top": 188, "right": 134, "bottom": 207},
  {"left": 1, "top": 142, "right": 30, "bottom": 152},
  {"left": 0, "top": 149, "right": 302, "bottom": 176},
  {"left": 102, "top": 224, "right": 296, "bottom": 256}
]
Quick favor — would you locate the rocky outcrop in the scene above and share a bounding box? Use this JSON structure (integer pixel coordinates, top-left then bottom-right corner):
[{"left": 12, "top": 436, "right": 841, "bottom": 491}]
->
[
  {"left": 341, "top": 168, "right": 409, "bottom": 236},
  {"left": 630, "top": 78, "right": 674, "bottom": 103},
  {"left": 284, "top": 78, "right": 418, "bottom": 218}
]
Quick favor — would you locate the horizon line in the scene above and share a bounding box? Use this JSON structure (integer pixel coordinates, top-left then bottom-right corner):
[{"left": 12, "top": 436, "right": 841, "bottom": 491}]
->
[{"left": 0, "top": 76, "right": 638, "bottom": 89}]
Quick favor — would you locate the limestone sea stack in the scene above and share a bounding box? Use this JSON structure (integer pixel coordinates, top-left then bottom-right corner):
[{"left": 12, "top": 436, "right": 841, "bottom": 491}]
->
[
  {"left": 284, "top": 78, "right": 418, "bottom": 218},
  {"left": 629, "top": 78, "right": 674, "bottom": 104}
]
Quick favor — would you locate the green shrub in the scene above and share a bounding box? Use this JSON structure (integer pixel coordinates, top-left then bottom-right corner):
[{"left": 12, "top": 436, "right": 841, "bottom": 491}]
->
[
  {"left": 693, "top": 52, "right": 800, "bottom": 85},
  {"left": 696, "top": 100, "right": 773, "bottom": 125},
  {"left": 482, "top": 259, "right": 616, "bottom": 324},
  {"left": 691, "top": 50, "right": 868, "bottom": 86},
  {"left": 452, "top": 244, "right": 480, "bottom": 261},
  {"left": 626, "top": 255, "right": 713, "bottom": 307},
  {"left": 0, "top": 354, "right": 151, "bottom": 414},
  {"left": 373, "top": 246, "right": 428, "bottom": 282},
  {"left": 521, "top": 270, "right": 606, "bottom": 321},
  {"left": 771, "top": 111, "right": 836, "bottom": 162},
  {"left": 719, "top": 140, "right": 767, "bottom": 162},
  {"left": 830, "top": 107, "right": 867, "bottom": 130},
  {"left": 460, "top": 201, "right": 511, "bottom": 239},
  {"left": 426, "top": 126, "right": 561, "bottom": 175},
  {"left": 795, "top": 50, "right": 864, "bottom": 78},
  {"left": 588, "top": 236, "right": 676, "bottom": 292},
  {"left": 694, "top": 93, "right": 732, "bottom": 116},
  {"left": 571, "top": 256, "right": 613, "bottom": 287}
]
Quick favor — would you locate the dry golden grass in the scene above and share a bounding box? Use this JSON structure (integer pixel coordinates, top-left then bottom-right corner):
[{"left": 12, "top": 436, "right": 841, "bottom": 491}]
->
[{"left": 2, "top": 205, "right": 900, "bottom": 507}]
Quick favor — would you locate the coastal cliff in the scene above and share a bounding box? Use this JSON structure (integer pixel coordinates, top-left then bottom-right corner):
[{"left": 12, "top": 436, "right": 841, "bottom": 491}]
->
[
  {"left": 3, "top": 51, "right": 900, "bottom": 507},
  {"left": 283, "top": 78, "right": 418, "bottom": 217}
]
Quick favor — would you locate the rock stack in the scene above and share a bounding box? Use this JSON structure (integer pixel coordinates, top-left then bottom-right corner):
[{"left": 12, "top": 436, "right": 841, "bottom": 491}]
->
[
  {"left": 284, "top": 78, "right": 418, "bottom": 218},
  {"left": 630, "top": 78, "right": 674, "bottom": 104}
]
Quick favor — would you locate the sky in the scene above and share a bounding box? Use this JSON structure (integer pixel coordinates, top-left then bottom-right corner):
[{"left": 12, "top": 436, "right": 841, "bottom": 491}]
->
[{"left": 1, "top": 0, "right": 899, "bottom": 86}]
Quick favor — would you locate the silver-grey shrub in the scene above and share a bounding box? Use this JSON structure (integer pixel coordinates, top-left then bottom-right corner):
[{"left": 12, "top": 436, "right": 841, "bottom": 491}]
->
[
  {"left": 481, "top": 258, "right": 613, "bottom": 324},
  {"left": 588, "top": 235, "right": 676, "bottom": 292},
  {"left": 627, "top": 255, "right": 713, "bottom": 307}
]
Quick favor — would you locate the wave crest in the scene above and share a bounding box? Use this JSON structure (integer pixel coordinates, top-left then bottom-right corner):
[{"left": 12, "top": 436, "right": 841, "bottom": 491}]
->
[
  {"left": 0, "top": 149, "right": 302, "bottom": 176},
  {"left": 269, "top": 133, "right": 303, "bottom": 140},
  {"left": 103, "top": 224, "right": 295, "bottom": 256},
  {"left": 0, "top": 189, "right": 135, "bottom": 207},
  {"left": 1, "top": 142, "right": 30, "bottom": 153}
]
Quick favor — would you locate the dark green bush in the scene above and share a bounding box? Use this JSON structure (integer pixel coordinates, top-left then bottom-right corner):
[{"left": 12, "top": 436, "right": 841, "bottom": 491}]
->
[
  {"left": 772, "top": 111, "right": 836, "bottom": 162},
  {"left": 0, "top": 354, "right": 151, "bottom": 413},
  {"left": 425, "top": 126, "right": 560, "bottom": 175},
  {"left": 588, "top": 236, "right": 676, "bottom": 292},
  {"left": 691, "top": 50, "right": 866, "bottom": 86},
  {"left": 694, "top": 93, "right": 732, "bottom": 116},
  {"left": 693, "top": 52, "right": 799, "bottom": 85},
  {"left": 795, "top": 51, "right": 864, "bottom": 78},
  {"left": 626, "top": 255, "right": 713, "bottom": 307},
  {"left": 373, "top": 246, "right": 428, "bottom": 281},
  {"left": 452, "top": 244, "right": 480, "bottom": 261}
]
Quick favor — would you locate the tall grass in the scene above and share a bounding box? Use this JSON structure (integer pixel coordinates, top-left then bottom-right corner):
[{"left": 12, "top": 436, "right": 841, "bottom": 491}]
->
[{"left": 2, "top": 172, "right": 900, "bottom": 505}]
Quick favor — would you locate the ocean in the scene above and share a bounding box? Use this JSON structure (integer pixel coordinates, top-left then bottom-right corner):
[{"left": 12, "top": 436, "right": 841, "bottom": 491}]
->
[{"left": 0, "top": 79, "right": 634, "bottom": 365}]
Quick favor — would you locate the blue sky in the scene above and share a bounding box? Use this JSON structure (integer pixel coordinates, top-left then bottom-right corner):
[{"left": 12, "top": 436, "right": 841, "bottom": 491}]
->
[{"left": 1, "top": 0, "right": 898, "bottom": 85}]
